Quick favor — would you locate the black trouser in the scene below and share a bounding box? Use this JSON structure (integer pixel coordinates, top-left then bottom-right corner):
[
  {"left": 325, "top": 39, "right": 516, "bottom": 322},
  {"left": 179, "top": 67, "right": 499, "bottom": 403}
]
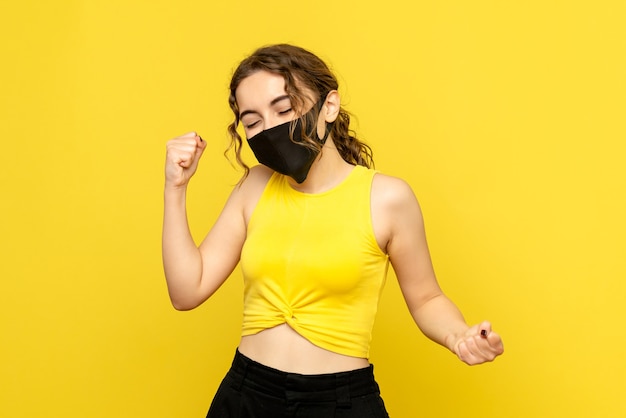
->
[{"left": 206, "top": 349, "right": 389, "bottom": 418}]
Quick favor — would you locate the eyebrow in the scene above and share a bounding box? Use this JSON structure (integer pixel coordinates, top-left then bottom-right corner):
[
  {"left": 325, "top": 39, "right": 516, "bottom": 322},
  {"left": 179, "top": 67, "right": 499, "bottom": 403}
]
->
[{"left": 239, "top": 95, "right": 290, "bottom": 119}]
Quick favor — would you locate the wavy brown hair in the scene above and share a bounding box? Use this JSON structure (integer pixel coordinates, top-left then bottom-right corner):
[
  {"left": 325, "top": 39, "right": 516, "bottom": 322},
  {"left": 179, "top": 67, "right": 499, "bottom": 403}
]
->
[{"left": 225, "top": 44, "right": 374, "bottom": 181}]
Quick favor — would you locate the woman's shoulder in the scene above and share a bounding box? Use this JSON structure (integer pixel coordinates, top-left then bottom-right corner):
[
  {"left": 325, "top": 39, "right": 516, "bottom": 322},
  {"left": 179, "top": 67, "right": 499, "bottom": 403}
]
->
[
  {"left": 245, "top": 164, "right": 274, "bottom": 186},
  {"left": 369, "top": 171, "right": 423, "bottom": 249},
  {"left": 234, "top": 164, "right": 272, "bottom": 192},
  {"left": 371, "top": 171, "right": 417, "bottom": 207},
  {"left": 233, "top": 165, "right": 274, "bottom": 211}
]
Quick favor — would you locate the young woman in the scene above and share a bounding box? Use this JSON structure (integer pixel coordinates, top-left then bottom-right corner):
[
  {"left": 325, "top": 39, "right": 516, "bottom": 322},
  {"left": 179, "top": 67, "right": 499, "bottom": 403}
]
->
[{"left": 163, "top": 44, "right": 504, "bottom": 417}]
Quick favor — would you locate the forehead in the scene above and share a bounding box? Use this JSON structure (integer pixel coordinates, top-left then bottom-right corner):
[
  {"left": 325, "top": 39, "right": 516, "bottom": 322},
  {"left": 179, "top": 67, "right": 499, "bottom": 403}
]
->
[{"left": 235, "top": 70, "right": 287, "bottom": 110}]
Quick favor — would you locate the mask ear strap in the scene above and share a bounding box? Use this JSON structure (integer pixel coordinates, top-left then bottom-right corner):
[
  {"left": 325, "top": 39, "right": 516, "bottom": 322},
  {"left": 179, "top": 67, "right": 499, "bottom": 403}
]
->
[
  {"left": 320, "top": 122, "right": 333, "bottom": 144},
  {"left": 317, "top": 92, "right": 334, "bottom": 144}
]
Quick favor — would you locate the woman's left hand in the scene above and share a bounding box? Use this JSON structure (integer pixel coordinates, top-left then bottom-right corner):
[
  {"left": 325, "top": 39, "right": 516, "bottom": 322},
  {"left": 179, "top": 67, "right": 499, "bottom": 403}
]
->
[{"left": 453, "top": 321, "right": 504, "bottom": 365}]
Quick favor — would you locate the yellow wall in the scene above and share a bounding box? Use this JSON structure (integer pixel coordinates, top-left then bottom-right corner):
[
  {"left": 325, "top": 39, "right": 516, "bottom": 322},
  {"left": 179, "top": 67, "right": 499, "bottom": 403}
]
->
[{"left": 1, "top": 1, "right": 625, "bottom": 417}]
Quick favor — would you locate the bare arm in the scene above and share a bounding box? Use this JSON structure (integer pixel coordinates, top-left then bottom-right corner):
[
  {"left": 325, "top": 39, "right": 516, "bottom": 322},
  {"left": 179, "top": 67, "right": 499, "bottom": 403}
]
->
[
  {"left": 161, "top": 132, "right": 249, "bottom": 310},
  {"left": 373, "top": 175, "right": 504, "bottom": 365}
]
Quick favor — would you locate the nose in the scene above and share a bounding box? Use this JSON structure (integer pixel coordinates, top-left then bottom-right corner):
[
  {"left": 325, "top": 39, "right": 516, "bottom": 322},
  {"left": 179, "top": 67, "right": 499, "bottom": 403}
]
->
[{"left": 264, "top": 114, "right": 285, "bottom": 131}]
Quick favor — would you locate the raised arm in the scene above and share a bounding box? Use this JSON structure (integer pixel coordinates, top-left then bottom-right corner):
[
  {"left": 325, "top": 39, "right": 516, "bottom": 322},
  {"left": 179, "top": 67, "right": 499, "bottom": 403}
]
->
[
  {"left": 372, "top": 175, "right": 504, "bottom": 365},
  {"left": 162, "top": 132, "right": 248, "bottom": 310}
]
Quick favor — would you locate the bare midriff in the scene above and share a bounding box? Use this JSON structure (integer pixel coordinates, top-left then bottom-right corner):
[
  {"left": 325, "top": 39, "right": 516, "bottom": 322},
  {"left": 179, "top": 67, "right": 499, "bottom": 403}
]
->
[{"left": 238, "top": 324, "right": 370, "bottom": 374}]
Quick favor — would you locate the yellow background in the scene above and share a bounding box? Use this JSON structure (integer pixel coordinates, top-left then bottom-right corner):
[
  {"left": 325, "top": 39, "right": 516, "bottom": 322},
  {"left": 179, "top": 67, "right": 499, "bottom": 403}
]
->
[{"left": 1, "top": 1, "right": 625, "bottom": 417}]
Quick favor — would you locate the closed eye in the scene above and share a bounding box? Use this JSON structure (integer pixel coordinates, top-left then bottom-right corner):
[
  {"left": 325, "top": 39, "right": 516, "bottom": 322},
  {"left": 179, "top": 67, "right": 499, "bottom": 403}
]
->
[{"left": 279, "top": 108, "right": 292, "bottom": 115}]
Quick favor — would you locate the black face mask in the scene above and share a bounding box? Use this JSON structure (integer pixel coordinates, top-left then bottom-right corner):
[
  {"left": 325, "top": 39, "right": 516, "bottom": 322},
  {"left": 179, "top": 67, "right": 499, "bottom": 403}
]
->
[{"left": 247, "top": 100, "right": 331, "bottom": 183}]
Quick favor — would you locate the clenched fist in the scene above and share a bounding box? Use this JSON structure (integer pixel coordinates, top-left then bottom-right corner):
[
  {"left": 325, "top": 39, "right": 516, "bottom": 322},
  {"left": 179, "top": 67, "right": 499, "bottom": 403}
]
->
[
  {"left": 165, "top": 132, "right": 207, "bottom": 188},
  {"left": 452, "top": 321, "right": 504, "bottom": 365}
]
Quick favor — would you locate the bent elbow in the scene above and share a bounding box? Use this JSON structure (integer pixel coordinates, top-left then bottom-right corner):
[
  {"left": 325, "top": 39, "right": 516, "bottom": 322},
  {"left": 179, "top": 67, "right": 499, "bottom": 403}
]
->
[
  {"left": 170, "top": 296, "right": 202, "bottom": 311},
  {"left": 172, "top": 302, "right": 194, "bottom": 311}
]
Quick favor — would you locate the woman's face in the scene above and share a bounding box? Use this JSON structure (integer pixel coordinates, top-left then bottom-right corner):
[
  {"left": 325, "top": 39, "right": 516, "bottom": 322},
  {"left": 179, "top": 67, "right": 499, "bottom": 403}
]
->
[{"left": 235, "top": 70, "right": 317, "bottom": 139}]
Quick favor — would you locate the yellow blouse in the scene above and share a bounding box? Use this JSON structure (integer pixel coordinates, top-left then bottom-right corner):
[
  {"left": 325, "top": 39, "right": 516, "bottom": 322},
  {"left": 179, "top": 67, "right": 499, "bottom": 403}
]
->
[{"left": 240, "top": 165, "right": 389, "bottom": 358}]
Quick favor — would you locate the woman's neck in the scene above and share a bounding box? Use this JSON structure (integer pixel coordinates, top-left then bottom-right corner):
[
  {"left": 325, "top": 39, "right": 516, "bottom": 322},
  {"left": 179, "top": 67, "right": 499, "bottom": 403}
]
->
[{"left": 286, "top": 139, "right": 354, "bottom": 194}]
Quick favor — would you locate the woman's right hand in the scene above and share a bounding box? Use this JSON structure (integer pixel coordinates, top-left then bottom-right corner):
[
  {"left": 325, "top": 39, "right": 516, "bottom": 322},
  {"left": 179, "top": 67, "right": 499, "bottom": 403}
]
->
[{"left": 165, "top": 132, "right": 207, "bottom": 188}]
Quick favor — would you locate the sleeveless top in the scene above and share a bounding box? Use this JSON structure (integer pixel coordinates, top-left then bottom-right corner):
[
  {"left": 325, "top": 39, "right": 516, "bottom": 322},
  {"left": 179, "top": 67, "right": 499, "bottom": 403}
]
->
[{"left": 240, "top": 165, "right": 389, "bottom": 358}]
